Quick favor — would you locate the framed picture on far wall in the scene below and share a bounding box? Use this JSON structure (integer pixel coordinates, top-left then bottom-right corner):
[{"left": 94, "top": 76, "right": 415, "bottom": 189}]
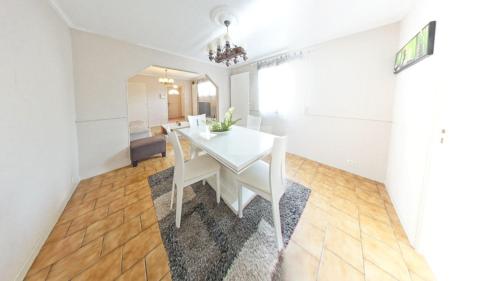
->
[{"left": 394, "top": 21, "right": 436, "bottom": 74}]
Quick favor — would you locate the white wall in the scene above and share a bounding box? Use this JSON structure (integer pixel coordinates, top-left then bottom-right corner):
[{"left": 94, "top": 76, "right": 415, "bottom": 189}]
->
[
  {"left": 127, "top": 82, "right": 149, "bottom": 124},
  {"left": 71, "top": 30, "right": 230, "bottom": 179},
  {"left": 386, "top": 0, "right": 500, "bottom": 280},
  {"left": 231, "top": 23, "right": 400, "bottom": 182},
  {"left": 128, "top": 76, "right": 165, "bottom": 126},
  {"left": 0, "top": 1, "right": 79, "bottom": 280}
]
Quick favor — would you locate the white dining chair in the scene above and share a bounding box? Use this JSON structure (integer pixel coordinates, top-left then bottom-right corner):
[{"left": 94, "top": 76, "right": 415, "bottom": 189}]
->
[
  {"left": 187, "top": 114, "right": 207, "bottom": 159},
  {"left": 187, "top": 114, "right": 206, "bottom": 128},
  {"left": 246, "top": 115, "right": 262, "bottom": 131},
  {"left": 169, "top": 129, "right": 221, "bottom": 228},
  {"left": 236, "top": 136, "right": 287, "bottom": 250}
]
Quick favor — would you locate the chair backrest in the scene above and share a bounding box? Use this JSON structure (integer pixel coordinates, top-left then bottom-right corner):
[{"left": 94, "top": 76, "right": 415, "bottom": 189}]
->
[
  {"left": 269, "top": 136, "right": 287, "bottom": 199},
  {"left": 246, "top": 115, "right": 262, "bottom": 131},
  {"left": 169, "top": 130, "right": 185, "bottom": 184},
  {"left": 188, "top": 114, "right": 206, "bottom": 128}
]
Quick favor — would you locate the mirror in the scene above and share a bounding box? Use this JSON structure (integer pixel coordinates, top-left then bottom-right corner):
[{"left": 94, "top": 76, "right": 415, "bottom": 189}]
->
[{"left": 191, "top": 76, "right": 218, "bottom": 120}]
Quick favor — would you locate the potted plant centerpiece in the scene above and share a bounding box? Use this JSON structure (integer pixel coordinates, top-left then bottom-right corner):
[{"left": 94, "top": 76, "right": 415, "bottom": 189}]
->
[{"left": 209, "top": 107, "right": 241, "bottom": 133}]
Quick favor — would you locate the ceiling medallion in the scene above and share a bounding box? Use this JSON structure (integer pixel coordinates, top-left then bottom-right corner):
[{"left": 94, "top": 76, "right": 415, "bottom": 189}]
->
[{"left": 208, "top": 20, "right": 248, "bottom": 67}]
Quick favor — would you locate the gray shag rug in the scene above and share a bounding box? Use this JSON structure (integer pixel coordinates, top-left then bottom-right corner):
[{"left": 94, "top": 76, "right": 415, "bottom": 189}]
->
[{"left": 147, "top": 167, "right": 310, "bottom": 281}]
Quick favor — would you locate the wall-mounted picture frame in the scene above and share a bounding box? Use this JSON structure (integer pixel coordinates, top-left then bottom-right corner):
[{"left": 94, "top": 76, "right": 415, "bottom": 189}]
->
[{"left": 394, "top": 21, "right": 436, "bottom": 74}]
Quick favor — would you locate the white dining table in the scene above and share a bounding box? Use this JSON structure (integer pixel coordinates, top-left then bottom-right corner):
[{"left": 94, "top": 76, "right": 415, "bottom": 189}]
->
[{"left": 176, "top": 125, "right": 276, "bottom": 214}]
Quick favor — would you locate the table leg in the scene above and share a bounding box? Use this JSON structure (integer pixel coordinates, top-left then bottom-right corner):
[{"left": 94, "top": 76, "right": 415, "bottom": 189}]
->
[{"left": 206, "top": 165, "right": 256, "bottom": 215}]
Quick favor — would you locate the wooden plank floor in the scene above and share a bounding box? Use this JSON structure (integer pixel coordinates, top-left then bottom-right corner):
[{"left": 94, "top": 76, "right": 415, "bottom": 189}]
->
[{"left": 24, "top": 139, "right": 434, "bottom": 281}]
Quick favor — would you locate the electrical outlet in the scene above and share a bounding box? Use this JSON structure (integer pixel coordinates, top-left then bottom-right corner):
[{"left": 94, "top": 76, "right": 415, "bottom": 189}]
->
[{"left": 346, "top": 159, "right": 355, "bottom": 167}]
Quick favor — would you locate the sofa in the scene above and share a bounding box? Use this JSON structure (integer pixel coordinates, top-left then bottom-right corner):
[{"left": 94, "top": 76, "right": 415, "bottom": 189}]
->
[{"left": 130, "top": 136, "right": 166, "bottom": 167}]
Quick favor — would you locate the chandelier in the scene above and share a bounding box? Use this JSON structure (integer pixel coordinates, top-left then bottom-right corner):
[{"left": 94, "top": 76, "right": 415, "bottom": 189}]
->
[
  {"left": 208, "top": 20, "right": 248, "bottom": 67},
  {"left": 158, "top": 69, "right": 174, "bottom": 85}
]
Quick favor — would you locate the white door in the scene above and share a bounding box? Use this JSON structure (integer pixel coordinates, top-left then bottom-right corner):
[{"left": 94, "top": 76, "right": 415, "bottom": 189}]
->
[
  {"left": 414, "top": 10, "right": 500, "bottom": 281},
  {"left": 168, "top": 88, "right": 182, "bottom": 119},
  {"left": 230, "top": 72, "right": 250, "bottom": 125}
]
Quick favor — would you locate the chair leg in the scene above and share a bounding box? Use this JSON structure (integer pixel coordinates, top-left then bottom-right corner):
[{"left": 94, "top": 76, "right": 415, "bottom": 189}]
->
[
  {"left": 216, "top": 171, "right": 220, "bottom": 204},
  {"left": 170, "top": 181, "right": 175, "bottom": 210},
  {"left": 190, "top": 145, "right": 196, "bottom": 159},
  {"left": 175, "top": 185, "right": 184, "bottom": 228},
  {"left": 238, "top": 184, "right": 243, "bottom": 218},
  {"left": 271, "top": 198, "right": 283, "bottom": 251}
]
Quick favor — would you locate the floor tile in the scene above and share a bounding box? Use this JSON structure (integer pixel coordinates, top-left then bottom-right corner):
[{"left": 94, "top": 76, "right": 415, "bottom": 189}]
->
[
  {"left": 108, "top": 188, "right": 150, "bottom": 214},
  {"left": 331, "top": 184, "right": 358, "bottom": 202},
  {"left": 324, "top": 226, "right": 364, "bottom": 272},
  {"left": 116, "top": 260, "right": 147, "bottom": 281},
  {"left": 317, "top": 249, "right": 364, "bottom": 281},
  {"left": 122, "top": 224, "right": 162, "bottom": 270},
  {"left": 59, "top": 200, "right": 96, "bottom": 224},
  {"left": 29, "top": 230, "right": 85, "bottom": 272},
  {"left": 72, "top": 247, "right": 122, "bottom": 281},
  {"left": 102, "top": 216, "right": 142, "bottom": 255},
  {"left": 67, "top": 205, "right": 108, "bottom": 235},
  {"left": 290, "top": 220, "right": 325, "bottom": 259},
  {"left": 328, "top": 194, "right": 359, "bottom": 218},
  {"left": 83, "top": 210, "right": 124, "bottom": 244},
  {"left": 278, "top": 241, "right": 319, "bottom": 281},
  {"left": 356, "top": 188, "right": 385, "bottom": 207},
  {"left": 362, "top": 233, "right": 411, "bottom": 281},
  {"left": 45, "top": 221, "right": 71, "bottom": 243},
  {"left": 324, "top": 206, "right": 361, "bottom": 239},
  {"left": 301, "top": 204, "right": 328, "bottom": 230},
  {"left": 399, "top": 242, "right": 435, "bottom": 281},
  {"left": 46, "top": 237, "right": 103, "bottom": 281},
  {"left": 160, "top": 272, "right": 173, "bottom": 281},
  {"left": 95, "top": 187, "right": 125, "bottom": 208},
  {"left": 146, "top": 244, "right": 170, "bottom": 281},
  {"left": 140, "top": 207, "right": 158, "bottom": 230},
  {"left": 410, "top": 271, "right": 428, "bottom": 281},
  {"left": 358, "top": 201, "right": 392, "bottom": 225},
  {"left": 124, "top": 196, "right": 153, "bottom": 221},
  {"left": 24, "top": 266, "right": 51, "bottom": 281},
  {"left": 83, "top": 183, "right": 115, "bottom": 202},
  {"left": 125, "top": 180, "right": 149, "bottom": 194},
  {"left": 357, "top": 180, "right": 379, "bottom": 193},
  {"left": 364, "top": 260, "right": 398, "bottom": 281},
  {"left": 359, "top": 214, "right": 399, "bottom": 249}
]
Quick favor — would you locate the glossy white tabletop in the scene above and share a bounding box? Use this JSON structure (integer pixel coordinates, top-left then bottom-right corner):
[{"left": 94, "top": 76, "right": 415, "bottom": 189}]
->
[{"left": 176, "top": 126, "right": 275, "bottom": 174}]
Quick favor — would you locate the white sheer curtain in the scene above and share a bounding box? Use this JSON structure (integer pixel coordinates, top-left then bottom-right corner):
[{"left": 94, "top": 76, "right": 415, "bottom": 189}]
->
[
  {"left": 197, "top": 80, "right": 216, "bottom": 97},
  {"left": 258, "top": 63, "right": 295, "bottom": 114}
]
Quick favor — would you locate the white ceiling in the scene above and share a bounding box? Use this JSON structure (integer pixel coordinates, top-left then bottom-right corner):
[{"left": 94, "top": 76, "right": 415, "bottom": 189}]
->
[
  {"left": 139, "top": 66, "right": 201, "bottom": 80},
  {"left": 51, "top": 0, "right": 412, "bottom": 64}
]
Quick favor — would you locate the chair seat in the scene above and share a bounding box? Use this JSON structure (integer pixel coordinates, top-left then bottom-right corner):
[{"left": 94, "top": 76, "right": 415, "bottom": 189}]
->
[
  {"left": 184, "top": 154, "right": 220, "bottom": 182},
  {"left": 237, "top": 160, "right": 271, "bottom": 194}
]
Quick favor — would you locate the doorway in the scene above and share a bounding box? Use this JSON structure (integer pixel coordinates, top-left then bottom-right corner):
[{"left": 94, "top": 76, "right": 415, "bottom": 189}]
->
[
  {"left": 126, "top": 65, "right": 219, "bottom": 138},
  {"left": 167, "top": 85, "right": 183, "bottom": 121}
]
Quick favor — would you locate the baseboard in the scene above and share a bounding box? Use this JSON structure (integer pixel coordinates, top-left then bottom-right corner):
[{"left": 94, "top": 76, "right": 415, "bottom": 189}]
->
[{"left": 14, "top": 178, "right": 80, "bottom": 281}]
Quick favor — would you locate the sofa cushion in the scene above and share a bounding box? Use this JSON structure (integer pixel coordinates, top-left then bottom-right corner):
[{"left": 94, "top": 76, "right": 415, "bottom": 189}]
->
[{"left": 130, "top": 136, "right": 166, "bottom": 162}]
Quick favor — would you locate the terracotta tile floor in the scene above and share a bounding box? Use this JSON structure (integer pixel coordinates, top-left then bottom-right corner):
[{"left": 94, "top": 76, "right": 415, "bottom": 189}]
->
[{"left": 25, "top": 140, "right": 435, "bottom": 281}]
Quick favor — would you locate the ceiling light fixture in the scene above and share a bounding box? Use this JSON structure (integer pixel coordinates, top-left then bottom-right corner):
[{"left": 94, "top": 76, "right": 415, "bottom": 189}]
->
[
  {"left": 208, "top": 20, "right": 248, "bottom": 67},
  {"left": 158, "top": 69, "right": 174, "bottom": 85}
]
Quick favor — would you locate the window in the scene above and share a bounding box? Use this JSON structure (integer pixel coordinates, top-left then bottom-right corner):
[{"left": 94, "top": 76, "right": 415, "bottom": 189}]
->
[
  {"left": 197, "top": 80, "right": 216, "bottom": 97},
  {"left": 258, "top": 63, "right": 295, "bottom": 114}
]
